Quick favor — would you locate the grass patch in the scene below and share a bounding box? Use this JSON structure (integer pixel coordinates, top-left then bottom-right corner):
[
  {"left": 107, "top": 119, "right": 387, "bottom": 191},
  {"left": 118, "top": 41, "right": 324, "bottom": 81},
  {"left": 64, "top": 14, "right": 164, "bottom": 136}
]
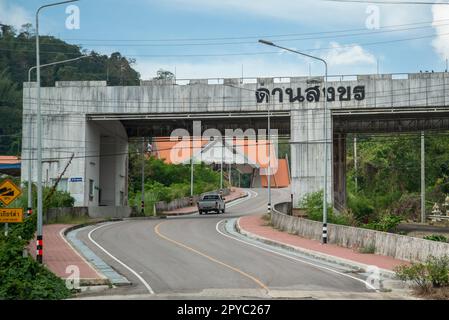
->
[
  {"left": 261, "top": 213, "right": 273, "bottom": 227},
  {"left": 358, "top": 244, "right": 376, "bottom": 254},
  {"left": 423, "top": 234, "right": 448, "bottom": 243}
]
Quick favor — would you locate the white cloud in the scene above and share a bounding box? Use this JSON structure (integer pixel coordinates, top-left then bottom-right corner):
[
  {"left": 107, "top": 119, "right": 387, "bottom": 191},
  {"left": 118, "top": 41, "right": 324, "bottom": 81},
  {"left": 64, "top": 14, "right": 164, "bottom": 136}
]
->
[
  {"left": 321, "top": 41, "right": 376, "bottom": 66},
  {"left": 156, "top": 0, "right": 428, "bottom": 29},
  {"left": 134, "top": 44, "right": 378, "bottom": 80},
  {"left": 0, "top": 0, "right": 31, "bottom": 29},
  {"left": 432, "top": 2, "right": 449, "bottom": 60},
  {"left": 135, "top": 57, "right": 309, "bottom": 80}
]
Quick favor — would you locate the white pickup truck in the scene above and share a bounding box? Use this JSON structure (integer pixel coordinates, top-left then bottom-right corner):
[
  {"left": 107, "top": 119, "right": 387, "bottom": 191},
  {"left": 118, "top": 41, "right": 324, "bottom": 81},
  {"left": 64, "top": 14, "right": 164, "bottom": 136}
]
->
[{"left": 197, "top": 193, "right": 226, "bottom": 215}]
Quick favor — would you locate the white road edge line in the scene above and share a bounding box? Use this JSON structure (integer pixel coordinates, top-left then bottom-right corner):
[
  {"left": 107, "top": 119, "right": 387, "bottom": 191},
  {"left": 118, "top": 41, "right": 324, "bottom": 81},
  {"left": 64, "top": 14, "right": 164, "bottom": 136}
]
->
[
  {"left": 88, "top": 222, "right": 155, "bottom": 294},
  {"left": 215, "top": 218, "right": 377, "bottom": 291}
]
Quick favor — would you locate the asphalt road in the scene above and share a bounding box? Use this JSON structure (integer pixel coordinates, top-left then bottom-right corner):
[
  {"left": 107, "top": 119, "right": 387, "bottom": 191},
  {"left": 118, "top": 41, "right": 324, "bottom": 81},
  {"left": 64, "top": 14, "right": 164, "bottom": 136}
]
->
[{"left": 75, "top": 188, "right": 373, "bottom": 299}]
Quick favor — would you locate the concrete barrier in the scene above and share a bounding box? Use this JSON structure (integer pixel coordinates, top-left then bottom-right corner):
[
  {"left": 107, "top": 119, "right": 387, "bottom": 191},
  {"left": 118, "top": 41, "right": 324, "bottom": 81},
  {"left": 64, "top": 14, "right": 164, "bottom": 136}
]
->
[
  {"left": 45, "top": 207, "right": 88, "bottom": 223},
  {"left": 87, "top": 206, "right": 132, "bottom": 219},
  {"left": 45, "top": 206, "right": 132, "bottom": 221},
  {"left": 272, "top": 202, "right": 449, "bottom": 262},
  {"left": 273, "top": 202, "right": 291, "bottom": 216}
]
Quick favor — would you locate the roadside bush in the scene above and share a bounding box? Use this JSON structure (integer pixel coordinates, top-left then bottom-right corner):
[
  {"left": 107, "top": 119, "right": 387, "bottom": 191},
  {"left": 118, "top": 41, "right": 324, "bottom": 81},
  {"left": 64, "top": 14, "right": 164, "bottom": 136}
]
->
[
  {"left": 0, "top": 238, "right": 71, "bottom": 300},
  {"left": 363, "top": 214, "right": 402, "bottom": 232},
  {"left": 395, "top": 255, "right": 449, "bottom": 294},
  {"left": 12, "top": 185, "right": 74, "bottom": 212},
  {"left": 299, "top": 191, "right": 351, "bottom": 226},
  {"left": 0, "top": 213, "right": 71, "bottom": 299},
  {"left": 423, "top": 234, "right": 448, "bottom": 243},
  {"left": 347, "top": 192, "right": 375, "bottom": 223},
  {"left": 395, "top": 261, "right": 432, "bottom": 293},
  {"left": 390, "top": 192, "right": 421, "bottom": 222}
]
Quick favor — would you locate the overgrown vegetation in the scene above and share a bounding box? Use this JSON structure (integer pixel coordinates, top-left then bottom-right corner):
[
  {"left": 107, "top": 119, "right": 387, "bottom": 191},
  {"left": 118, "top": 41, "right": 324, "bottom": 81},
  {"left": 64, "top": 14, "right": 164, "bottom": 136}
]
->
[
  {"left": 0, "top": 176, "right": 75, "bottom": 299},
  {"left": 423, "top": 235, "right": 448, "bottom": 243},
  {"left": 300, "top": 134, "right": 449, "bottom": 233},
  {"left": 0, "top": 200, "right": 72, "bottom": 299},
  {"left": 128, "top": 153, "right": 226, "bottom": 215},
  {"left": 0, "top": 23, "right": 140, "bottom": 155},
  {"left": 395, "top": 255, "right": 449, "bottom": 299},
  {"left": 300, "top": 189, "right": 404, "bottom": 232},
  {"left": 299, "top": 190, "right": 353, "bottom": 226},
  {"left": 346, "top": 134, "right": 449, "bottom": 225}
]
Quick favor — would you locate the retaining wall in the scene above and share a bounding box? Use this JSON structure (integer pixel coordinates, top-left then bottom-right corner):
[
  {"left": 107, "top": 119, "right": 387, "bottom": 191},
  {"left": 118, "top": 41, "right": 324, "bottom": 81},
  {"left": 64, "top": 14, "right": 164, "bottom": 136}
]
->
[
  {"left": 45, "top": 206, "right": 132, "bottom": 221},
  {"left": 272, "top": 202, "right": 449, "bottom": 262}
]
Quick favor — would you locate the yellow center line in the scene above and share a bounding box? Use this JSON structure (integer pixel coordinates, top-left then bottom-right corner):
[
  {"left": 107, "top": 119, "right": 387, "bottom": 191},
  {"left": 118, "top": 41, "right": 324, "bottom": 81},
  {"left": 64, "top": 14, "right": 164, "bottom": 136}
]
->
[{"left": 154, "top": 221, "right": 269, "bottom": 292}]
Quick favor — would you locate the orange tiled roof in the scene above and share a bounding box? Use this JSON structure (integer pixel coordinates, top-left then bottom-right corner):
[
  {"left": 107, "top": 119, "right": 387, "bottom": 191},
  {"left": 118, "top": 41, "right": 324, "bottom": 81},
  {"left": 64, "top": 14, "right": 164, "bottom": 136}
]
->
[
  {"left": 152, "top": 137, "right": 278, "bottom": 167},
  {"left": 0, "top": 156, "right": 20, "bottom": 164},
  {"left": 260, "top": 158, "right": 290, "bottom": 188}
]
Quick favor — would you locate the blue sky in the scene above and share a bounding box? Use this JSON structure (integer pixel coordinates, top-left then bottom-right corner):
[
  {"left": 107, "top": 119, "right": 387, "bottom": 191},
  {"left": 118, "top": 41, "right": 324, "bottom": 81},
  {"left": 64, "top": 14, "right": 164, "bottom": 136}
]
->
[{"left": 1, "top": 0, "right": 449, "bottom": 79}]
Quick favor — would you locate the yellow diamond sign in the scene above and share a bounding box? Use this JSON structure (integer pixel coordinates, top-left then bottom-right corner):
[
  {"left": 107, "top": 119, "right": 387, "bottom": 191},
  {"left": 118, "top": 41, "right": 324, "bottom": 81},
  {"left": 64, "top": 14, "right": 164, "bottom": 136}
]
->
[{"left": 0, "top": 179, "right": 22, "bottom": 206}]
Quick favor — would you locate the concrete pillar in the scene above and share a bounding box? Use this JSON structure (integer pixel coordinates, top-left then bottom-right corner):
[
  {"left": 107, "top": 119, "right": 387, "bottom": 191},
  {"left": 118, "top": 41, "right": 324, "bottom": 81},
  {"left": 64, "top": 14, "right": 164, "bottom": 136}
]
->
[{"left": 291, "top": 109, "right": 332, "bottom": 208}]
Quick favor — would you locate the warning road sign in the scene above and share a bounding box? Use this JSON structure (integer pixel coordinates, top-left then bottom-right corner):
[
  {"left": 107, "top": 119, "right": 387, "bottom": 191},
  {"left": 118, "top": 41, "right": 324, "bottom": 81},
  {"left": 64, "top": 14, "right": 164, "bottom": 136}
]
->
[
  {"left": 0, "top": 179, "right": 22, "bottom": 206},
  {"left": 0, "top": 208, "right": 23, "bottom": 223}
]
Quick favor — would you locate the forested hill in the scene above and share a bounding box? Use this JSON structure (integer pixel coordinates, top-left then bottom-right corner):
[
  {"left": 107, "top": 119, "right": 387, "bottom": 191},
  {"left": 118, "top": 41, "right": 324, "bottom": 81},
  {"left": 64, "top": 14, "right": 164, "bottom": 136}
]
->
[{"left": 0, "top": 23, "right": 141, "bottom": 155}]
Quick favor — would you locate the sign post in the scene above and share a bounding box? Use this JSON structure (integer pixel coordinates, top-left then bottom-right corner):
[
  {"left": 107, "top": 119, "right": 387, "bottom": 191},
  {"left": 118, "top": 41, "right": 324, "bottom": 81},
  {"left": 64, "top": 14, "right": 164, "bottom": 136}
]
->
[{"left": 0, "top": 179, "right": 24, "bottom": 236}]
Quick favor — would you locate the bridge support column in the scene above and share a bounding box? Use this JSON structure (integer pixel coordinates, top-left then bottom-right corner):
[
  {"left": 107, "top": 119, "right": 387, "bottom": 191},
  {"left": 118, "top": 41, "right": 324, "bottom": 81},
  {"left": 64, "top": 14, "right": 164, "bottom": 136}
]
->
[
  {"left": 333, "top": 133, "right": 346, "bottom": 210},
  {"left": 291, "top": 109, "right": 332, "bottom": 208}
]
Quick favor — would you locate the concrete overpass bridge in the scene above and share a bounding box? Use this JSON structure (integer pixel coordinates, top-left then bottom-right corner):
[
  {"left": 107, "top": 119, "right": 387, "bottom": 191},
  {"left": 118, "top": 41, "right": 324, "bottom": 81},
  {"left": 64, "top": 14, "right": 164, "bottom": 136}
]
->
[{"left": 22, "top": 72, "right": 449, "bottom": 209}]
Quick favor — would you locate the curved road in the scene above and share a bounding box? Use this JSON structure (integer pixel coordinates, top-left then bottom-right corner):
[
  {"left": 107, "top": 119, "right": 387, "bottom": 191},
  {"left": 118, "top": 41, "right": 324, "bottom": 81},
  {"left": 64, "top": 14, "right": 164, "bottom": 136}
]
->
[{"left": 75, "top": 188, "right": 373, "bottom": 299}]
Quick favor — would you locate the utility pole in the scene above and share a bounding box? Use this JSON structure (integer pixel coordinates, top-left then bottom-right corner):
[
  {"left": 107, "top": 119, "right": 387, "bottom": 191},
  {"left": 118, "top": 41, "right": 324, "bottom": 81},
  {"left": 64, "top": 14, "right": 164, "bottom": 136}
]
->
[
  {"left": 354, "top": 135, "right": 358, "bottom": 192},
  {"left": 35, "top": 0, "right": 79, "bottom": 264},
  {"left": 421, "top": 131, "right": 425, "bottom": 223},
  {"left": 141, "top": 137, "right": 145, "bottom": 215},
  {"left": 228, "top": 163, "right": 232, "bottom": 186},
  {"left": 259, "top": 39, "right": 329, "bottom": 244},
  {"left": 238, "top": 171, "right": 241, "bottom": 187},
  {"left": 267, "top": 101, "right": 272, "bottom": 214},
  {"left": 190, "top": 143, "right": 194, "bottom": 203},
  {"left": 220, "top": 137, "right": 224, "bottom": 189}
]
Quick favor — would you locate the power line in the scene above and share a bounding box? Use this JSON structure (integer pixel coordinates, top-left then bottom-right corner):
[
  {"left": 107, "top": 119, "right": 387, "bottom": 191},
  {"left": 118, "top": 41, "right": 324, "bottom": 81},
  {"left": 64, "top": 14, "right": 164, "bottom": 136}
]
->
[
  {"left": 325, "top": 0, "right": 449, "bottom": 5},
  {"left": 3, "top": 30, "right": 449, "bottom": 58},
  {"left": 58, "top": 18, "right": 449, "bottom": 42},
  {"left": 47, "top": 21, "right": 449, "bottom": 47}
]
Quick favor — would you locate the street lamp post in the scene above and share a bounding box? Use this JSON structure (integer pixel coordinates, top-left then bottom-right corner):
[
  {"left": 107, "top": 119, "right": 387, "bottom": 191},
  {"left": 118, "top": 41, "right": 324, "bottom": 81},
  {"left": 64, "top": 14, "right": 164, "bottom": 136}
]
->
[
  {"left": 267, "top": 98, "right": 272, "bottom": 214},
  {"left": 27, "top": 55, "right": 90, "bottom": 217},
  {"left": 35, "top": 0, "right": 79, "bottom": 264},
  {"left": 259, "top": 39, "right": 329, "bottom": 244}
]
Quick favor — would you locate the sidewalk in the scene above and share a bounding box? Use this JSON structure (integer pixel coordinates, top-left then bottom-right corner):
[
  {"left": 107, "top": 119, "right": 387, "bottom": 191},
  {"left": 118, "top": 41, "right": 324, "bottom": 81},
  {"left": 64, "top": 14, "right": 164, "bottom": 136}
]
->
[
  {"left": 162, "top": 187, "right": 247, "bottom": 215},
  {"left": 28, "top": 224, "right": 107, "bottom": 285},
  {"left": 238, "top": 215, "right": 409, "bottom": 272}
]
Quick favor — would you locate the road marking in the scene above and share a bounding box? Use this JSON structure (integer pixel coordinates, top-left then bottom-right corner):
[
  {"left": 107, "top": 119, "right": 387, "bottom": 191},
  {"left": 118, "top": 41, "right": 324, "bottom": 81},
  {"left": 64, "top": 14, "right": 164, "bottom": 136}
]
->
[
  {"left": 88, "top": 222, "right": 155, "bottom": 294},
  {"left": 154, "top": 221, "right": 269, "bottom": 292},
  {"left": 215, "top": 219, "right": 378, "bottom": 291},
  {"left": 59, "top": 227, "right": 105, "bottom": 279}
]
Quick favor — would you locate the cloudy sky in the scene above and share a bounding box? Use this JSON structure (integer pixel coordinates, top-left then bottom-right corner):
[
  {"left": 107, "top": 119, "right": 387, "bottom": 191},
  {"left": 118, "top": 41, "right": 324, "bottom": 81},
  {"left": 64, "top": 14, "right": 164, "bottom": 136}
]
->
[{"left": 2, "top": 0, "right": 449, "bottom": 79}]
